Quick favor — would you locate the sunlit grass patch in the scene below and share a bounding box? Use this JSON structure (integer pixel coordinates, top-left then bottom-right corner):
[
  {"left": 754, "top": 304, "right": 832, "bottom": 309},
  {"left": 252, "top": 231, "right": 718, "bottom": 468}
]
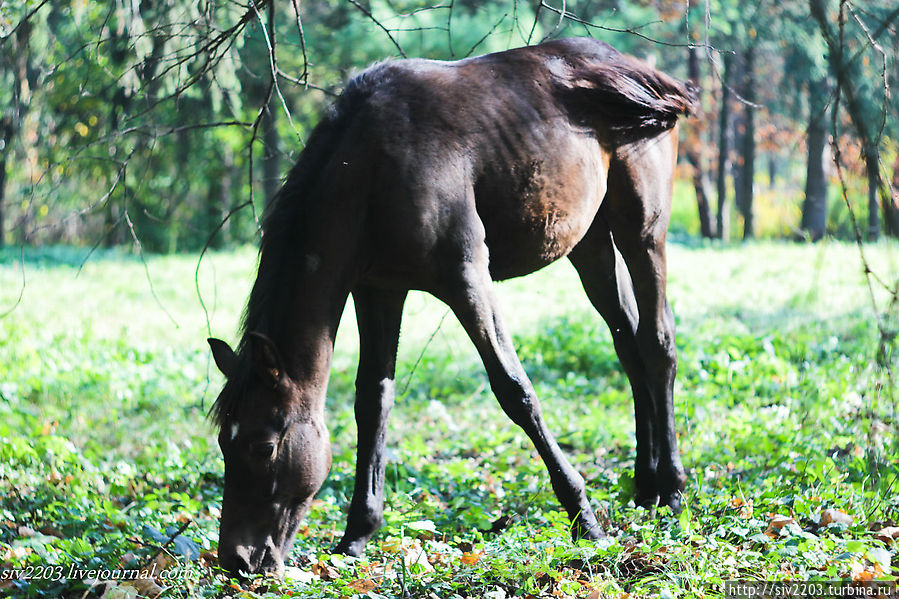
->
[{"left": 1, "top": 240, "right": 897, "bottom": 597}]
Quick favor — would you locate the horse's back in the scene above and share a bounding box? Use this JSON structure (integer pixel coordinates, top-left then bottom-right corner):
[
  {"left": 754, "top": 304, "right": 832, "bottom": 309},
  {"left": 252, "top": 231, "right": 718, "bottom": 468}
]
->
[
  {"left": 343, "top": 43, "right": 621, "bottom": 283},
  {"left": 321, "top": 39, "right": 691, "bottom": 287}
]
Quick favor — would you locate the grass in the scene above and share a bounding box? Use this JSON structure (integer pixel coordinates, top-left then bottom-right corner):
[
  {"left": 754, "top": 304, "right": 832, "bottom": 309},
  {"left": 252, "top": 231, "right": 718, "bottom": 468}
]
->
[{"left": 0, "top": 239, "right": 898, "bottom": 598}]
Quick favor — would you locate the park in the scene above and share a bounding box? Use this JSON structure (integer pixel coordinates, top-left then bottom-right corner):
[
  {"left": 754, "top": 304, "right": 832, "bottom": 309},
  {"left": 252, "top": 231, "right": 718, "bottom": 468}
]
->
[{"left": 1, "top": 1, "right": 897, "bottom": 597}]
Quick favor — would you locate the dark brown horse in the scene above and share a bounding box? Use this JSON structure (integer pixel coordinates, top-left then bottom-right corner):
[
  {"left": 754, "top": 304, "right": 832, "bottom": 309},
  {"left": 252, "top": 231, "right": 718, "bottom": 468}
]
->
[{"left": 208, "top": 37, "right": 694, "bottom": 577}]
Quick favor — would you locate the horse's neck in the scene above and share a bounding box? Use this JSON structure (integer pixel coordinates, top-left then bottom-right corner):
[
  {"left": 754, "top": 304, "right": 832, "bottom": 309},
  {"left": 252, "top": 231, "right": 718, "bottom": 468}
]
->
[{"left": 247, "top": 254, "right": 356, "bottom": 413}]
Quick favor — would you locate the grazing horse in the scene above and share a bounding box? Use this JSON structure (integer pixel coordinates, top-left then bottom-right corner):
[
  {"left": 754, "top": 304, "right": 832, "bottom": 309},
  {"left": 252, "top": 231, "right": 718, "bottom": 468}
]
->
[{"left": 207, "top": 36, "right": 694, "bottom": 577}]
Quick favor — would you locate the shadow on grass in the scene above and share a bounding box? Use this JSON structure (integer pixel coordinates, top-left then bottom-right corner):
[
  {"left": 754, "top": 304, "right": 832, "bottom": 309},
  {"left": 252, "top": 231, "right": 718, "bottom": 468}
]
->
[{"left": 0, "top": 244, "right": 138, "bottom": 268}]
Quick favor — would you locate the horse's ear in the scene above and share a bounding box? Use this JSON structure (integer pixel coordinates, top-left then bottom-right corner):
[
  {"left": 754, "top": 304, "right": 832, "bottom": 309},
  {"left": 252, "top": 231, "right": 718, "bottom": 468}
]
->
[
  {"left": 208, "top": 338, "right": 238, "bottom": 378},
  {"left": 247, "top": 332, "right": 286, "bottom": 389}
]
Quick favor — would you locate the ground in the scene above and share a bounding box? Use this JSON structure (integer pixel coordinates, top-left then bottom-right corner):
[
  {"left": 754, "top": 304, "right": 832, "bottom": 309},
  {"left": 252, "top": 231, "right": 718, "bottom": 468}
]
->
[{"left": 0, "top": 240, "right": 897, "bottom": 598}]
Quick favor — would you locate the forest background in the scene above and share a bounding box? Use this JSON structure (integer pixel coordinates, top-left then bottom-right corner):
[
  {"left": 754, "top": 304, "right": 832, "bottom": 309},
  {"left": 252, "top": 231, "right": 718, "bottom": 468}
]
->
[
  {"left": 1, "top": 0, "right": 898, "bottom": 251},
  {"left": 2, "top": 1, "right": 899, "bottom": 598}
]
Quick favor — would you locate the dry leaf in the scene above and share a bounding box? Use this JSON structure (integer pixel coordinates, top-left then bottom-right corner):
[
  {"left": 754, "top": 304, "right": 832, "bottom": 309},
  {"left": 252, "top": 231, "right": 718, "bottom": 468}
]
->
[
  {"left": 124, "top": 578, "right": 165, "bottom": 598},
  {"left": 198, "top": 550, "right": 217, "bottom": 569},
  {"left": 460, "top": 551, "right": 483, "bottom": 566},
  {"left": 283, "top": 566, "right": 315, "bottom": 583},
  {"left": 311, "top": 560, "right": 339, "bottom": 581},
  {"left": 403, "top": 542, "right": 434, "bottom": 574},
  {"left": 37, "top": 525, "right": 63, "bottom": 538},
  {"left": 820, "top": 508, "right": 853, "bottom": 526},
  {"left": 765, "top": 515, "right": 797, "bottom": 537},
  {"left": 148, "top": 552, "right": 175, "bottom": 573},
  {"left": 346, "top": 578, "right": 378, "bottom": 592},
  {"left": 873, "top": 526, "right": 899, "bottom": 544},
  {"left": 16, "top": 525, "right": 37, "bottom": 537}
]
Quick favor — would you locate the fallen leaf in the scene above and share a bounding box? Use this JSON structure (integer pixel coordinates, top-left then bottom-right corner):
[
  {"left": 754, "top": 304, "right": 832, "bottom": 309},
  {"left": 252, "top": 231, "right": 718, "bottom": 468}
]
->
[
  {"left": 198, "top": 550, "right": 217, "bottom": 569},
  {"left": 96, "top": 581, "right": 138, "bottom": 599},
  {"left": 873, "top": 526, "right": 899, "bottom": 544},
  {"left": 283, "top": 566, "right": 315, "bottom": 583},
  {"left": 148, "top": 552, "right": 175, "bottom": 573},
  {"left": 821, "top": 509, "right": 853, "bottom": 527},
  {"left": 403, "top": 543, "right": 434, "bottom": 574},
  {"left": 346, "top": 578, "right": 377, "bottom": 592},
  {"left": 16, "top": 526, "right": 37, "bottom": 537},
  {"left": 124, "top": 578, "right": 165, "bottom": 599},
  {"left": 765, "top": 515, "right": 797, "bottom": 537},
  {"left": 311, "top": 560, "right": 339, "bottom": 581},
  {"left": 37, "top": 525, "right": 63, "bottom": 538},
  {"left": 852, "top": 565, "right": 877, "bottom": 582},
  {"left": 460, "top": 551, "right": 483, "bottom": 566}
]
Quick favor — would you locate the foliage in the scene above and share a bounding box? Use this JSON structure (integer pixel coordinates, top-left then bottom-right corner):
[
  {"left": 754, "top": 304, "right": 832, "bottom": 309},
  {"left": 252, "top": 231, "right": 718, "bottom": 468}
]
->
[
  {"left": 1, "top": 0, "right": 897, "bottom": 250},
  {"left": 1, "top": 241, "right": 897, "bottom": 597}
]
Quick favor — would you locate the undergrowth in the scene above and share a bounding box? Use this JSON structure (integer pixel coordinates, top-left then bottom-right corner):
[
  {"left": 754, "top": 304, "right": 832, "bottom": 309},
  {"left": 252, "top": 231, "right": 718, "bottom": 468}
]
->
[{"left": 0, "top": 241, "right": 897, "bottom": 598}]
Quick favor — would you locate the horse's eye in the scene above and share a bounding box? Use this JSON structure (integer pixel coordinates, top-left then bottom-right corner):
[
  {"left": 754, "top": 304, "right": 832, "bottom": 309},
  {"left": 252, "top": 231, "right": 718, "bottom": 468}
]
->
[{"left": 250, "top": 441, "right": 276, "bottom": 460}]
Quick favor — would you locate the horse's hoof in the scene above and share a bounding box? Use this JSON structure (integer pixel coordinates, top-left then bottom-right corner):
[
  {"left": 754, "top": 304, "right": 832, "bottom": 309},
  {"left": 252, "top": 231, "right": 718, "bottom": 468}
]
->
[
  {"left": 572, "top": 516, "right": 606, "bottom": 541},
  {"left": 581, "top": 527, "right": 606, "bottom": 540},
  {"left": 634, "top": 492, "right": 659, "bottom": 510},
  {"left": 334, "top": 538, "right": 367, "bottom": 557},
  {"left": 659, "top": 490, "right": 683, "bottom": 514}
]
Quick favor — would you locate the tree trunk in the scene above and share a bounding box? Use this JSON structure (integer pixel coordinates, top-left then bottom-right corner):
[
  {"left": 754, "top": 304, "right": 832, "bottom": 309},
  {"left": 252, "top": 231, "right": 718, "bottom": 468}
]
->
[
  {"left": 888, "top": 154, "right": 899, "bottom": 236},
  {"left": 1, "top": 23, "right": 34, "bottom": 247},
  {"left": 801, "top": 78, "right": 829, "bottom": 241},
  {"left": 686, "top": 47, "right": 715, "bottom": 238},
  {"left": 810, "top": 0, "right": 896, "bottom": 241},
  {"left": 716, "top": 53, "right": 734, "bottom": 242},
  {"left": 0, "top": 118, "right": 11, "bottom": 248},
  {"left": 864, "top": 146, "right": 881, "bottom": 240},
  {"left": 739, "top": 44, "right": 756, "bottom": 240}
]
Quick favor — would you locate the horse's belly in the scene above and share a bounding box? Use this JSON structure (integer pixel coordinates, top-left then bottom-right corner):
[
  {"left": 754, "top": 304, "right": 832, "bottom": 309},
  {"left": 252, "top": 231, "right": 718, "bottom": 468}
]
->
[
  {"left": 482, "top": 204, "right": 597, "bottom": 280},
  {"left": 477, "top": 153, "right": 607, "bottom": 281}
]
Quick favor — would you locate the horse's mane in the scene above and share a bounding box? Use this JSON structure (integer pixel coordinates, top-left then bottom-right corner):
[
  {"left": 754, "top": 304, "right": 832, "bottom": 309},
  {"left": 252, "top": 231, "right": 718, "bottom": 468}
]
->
[{"left": 209, "top": 75, "right": 377, "bottom": 428}]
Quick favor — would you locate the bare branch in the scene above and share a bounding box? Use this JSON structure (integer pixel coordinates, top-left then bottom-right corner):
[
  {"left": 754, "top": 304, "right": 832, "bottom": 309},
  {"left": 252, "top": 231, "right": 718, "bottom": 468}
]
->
[
  {"left": 345, "top": 0, "right": 407, "bottom": 58},
  {"left": 0, "top": 0, "right": 50, "bottom": 46}
]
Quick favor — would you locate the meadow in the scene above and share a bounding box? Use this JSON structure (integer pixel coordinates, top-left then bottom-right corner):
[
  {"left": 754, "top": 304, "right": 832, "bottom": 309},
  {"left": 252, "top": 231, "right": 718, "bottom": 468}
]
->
[{"left": 0, "top": 239, "right": 897, "bottom": 598}]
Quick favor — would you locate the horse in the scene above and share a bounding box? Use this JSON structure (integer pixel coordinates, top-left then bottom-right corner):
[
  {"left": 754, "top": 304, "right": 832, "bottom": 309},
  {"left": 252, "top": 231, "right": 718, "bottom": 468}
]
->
[{"left": 207, "top": 36, "right": 694, "bottom": 577}]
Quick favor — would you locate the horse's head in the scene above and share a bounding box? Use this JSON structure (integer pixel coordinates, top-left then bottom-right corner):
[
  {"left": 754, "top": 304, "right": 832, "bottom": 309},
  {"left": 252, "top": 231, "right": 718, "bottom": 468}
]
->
[{"left": 208, "top": 334, "right": 332, "bottom": 578}]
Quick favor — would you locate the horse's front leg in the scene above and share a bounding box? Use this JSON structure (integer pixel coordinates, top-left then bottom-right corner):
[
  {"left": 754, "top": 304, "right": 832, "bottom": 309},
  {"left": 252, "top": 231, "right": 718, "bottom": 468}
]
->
[{"left": 335, "top": 287, "right": 407, "bottom": 556}]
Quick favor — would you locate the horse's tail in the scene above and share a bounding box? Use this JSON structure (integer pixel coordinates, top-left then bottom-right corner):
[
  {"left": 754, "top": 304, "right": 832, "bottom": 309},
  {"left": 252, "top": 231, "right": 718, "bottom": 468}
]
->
[{"left": 560, "top": 52, "right": 697, "bottom": 142}]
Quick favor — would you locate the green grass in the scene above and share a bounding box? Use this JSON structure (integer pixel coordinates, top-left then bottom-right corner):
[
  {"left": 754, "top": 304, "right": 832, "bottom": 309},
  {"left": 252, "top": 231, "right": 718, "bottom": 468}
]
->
[{"left": 1, "top": 240, "right": 898, "bottom": 598}]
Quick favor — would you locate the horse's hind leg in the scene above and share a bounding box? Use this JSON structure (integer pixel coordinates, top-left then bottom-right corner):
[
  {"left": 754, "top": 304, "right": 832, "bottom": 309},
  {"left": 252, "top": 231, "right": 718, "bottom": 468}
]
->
[
  {"left": 335, "top": 286, "right": 407, "bottom": 556},
  {"left": 568, "top": 218, "right": 663, "bottom": 508},
  {"left": 435, "top": 217, "right": 602, "bottom": 540},
  {"left": 576, "top": 132, "right": 686, "bottom": 510}
]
